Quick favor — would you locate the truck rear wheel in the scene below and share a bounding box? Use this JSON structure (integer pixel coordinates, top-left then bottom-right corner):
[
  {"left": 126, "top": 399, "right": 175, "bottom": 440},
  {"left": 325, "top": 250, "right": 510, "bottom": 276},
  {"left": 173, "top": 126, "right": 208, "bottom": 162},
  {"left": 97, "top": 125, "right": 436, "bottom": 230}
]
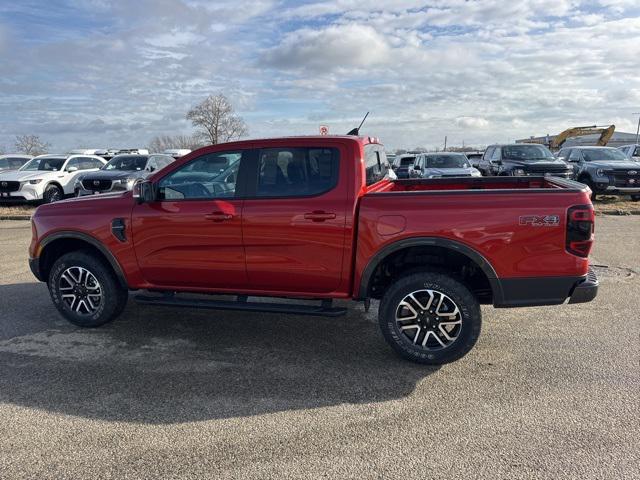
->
[
  {"left": 378, "top": 272, "right": 481, "bottom": 365},
  {"left": 47, "top": 251, "right": 128, "bottom": 327}
]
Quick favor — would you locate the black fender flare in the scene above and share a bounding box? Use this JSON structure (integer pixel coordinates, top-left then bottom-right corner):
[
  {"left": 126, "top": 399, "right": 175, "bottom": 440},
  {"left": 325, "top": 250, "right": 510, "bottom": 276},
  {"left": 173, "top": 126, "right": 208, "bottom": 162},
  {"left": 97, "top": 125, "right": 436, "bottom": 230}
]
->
[
  {"left": 356, "top": 236, "right": 502, "bottom": 301},
  {"left": 38, "top": 231, "right": 128, "bottom": 288}
]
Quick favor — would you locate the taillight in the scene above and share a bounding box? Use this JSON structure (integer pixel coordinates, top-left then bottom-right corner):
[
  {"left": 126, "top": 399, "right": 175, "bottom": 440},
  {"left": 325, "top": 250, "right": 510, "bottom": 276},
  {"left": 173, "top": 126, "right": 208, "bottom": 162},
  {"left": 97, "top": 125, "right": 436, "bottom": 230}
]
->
[{"left": 566, "top": 205, "right": 594, "bottom": 257}]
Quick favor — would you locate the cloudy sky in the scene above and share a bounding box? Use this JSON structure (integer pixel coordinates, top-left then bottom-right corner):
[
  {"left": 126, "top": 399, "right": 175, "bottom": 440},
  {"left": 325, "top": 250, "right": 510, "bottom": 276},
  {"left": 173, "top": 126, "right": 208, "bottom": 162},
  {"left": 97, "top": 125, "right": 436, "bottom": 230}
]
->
[{"left": 1, "top": 0, "right": 640, "bottom": 152}]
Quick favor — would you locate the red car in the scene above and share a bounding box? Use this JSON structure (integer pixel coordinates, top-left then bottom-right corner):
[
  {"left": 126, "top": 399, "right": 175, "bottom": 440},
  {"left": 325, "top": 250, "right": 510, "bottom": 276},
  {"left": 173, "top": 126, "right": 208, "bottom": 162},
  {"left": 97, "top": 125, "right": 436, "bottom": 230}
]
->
[{"left": 29, "top": 135, "right": 597, "bottom": 364}]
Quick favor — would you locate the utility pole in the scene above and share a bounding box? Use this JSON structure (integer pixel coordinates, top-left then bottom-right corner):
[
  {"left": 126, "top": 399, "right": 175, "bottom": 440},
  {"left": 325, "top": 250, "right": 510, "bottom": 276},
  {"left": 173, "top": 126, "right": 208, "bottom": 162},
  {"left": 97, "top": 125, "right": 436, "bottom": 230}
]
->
[
  {"left": 444, "top": 136, "right": 447, "bottom": 152},
  {"left": 634, "top": 113, "right": 640, "bottom": 144}
]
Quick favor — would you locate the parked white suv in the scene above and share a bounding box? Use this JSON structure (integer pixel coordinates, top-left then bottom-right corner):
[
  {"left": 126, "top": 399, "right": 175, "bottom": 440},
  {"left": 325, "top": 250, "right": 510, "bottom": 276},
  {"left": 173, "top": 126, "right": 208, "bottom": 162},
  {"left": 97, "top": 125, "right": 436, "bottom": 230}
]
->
[{"left": 0, "top": 154, "right": 106, "bottom": 203}]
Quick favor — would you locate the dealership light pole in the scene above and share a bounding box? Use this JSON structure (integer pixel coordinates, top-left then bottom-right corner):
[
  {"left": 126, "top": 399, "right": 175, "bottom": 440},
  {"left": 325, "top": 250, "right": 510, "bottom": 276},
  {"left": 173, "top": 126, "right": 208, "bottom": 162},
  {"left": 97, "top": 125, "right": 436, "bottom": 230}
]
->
[{"left": 634, "top": 113, "right": 640, "bottom": 144}]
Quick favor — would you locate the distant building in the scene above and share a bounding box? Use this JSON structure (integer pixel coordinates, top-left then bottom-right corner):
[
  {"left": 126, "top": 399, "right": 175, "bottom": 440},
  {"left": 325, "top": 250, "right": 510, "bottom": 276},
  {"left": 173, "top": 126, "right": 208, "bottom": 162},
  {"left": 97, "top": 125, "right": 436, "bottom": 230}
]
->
[{"left": 516, "top": 131, "right": 638, "bottom": 148}]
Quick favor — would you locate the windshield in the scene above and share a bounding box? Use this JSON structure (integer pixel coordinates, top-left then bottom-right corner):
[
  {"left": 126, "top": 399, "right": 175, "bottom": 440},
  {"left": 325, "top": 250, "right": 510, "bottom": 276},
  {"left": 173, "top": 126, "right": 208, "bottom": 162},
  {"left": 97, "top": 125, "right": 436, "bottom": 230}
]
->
[
  {"left": 104, "top": 155, "right": 148, "bottom": 171},
  {"left": 502, "top": 145, "right": 555, "bottom": 161},
  {"left": 37, "top": 157, "right": 66, "bottom": 171},
  {"left": 634, "top": 147, "right": 640, "bottom": 157},
  {"left": 583, "top": 149, "right": 628, "bottom": 162},
  {"left": 0, "top": 159, "right": 10, "bottom": 170},
  {"left": 399, "top": 157, "right": 415, "bottom": 166},
  {"left": 425, "top": 154, "right": 470, "bottom": 169},
  {"left": 20, "top": 158, "right": 40, "bottom": 171}
]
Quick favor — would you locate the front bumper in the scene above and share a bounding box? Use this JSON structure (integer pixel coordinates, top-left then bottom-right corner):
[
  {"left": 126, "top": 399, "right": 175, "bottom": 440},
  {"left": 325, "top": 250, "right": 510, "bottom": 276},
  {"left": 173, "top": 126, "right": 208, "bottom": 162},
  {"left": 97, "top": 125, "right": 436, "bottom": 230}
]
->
[
  {"left": 0, "top": 186, "right": 41, "bottom": 201},
  {"left": 603, "top": 186, "right": 640, "bottom": 194},
  {"left": 568, "top": 267, "right": 598, "bottom": 304}
]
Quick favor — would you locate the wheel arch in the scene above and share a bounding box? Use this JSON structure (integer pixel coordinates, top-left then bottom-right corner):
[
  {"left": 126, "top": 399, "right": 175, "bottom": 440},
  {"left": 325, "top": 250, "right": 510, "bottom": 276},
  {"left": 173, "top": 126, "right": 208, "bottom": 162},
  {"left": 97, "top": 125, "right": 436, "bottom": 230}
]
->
[
  {"left": 37, "top": 231, "right": 128, "bottom": 289},
  {"left": 356, "top": 237, "right": 502, "bottom": 302},
  {"left": 42, "top": 181, "right": 65, "bottom": 201},
  {"left": 44, "top": 180, "right": 64, "bottom": 192}
]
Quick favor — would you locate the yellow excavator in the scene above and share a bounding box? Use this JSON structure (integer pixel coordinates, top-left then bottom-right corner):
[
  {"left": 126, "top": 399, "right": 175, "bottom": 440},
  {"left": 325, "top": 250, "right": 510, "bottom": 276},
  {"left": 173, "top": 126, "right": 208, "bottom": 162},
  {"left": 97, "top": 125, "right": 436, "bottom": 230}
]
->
[{"left": 549, "top": 124, "right": 616, "bottom": 150}]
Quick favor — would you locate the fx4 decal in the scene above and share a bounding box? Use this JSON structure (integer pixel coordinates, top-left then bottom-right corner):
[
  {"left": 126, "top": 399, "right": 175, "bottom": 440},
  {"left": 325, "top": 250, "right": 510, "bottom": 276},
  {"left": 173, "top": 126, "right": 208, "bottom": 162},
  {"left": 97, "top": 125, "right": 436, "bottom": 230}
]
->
[{"left": 519, "top": 215, "right": 560, "bottom": 227}]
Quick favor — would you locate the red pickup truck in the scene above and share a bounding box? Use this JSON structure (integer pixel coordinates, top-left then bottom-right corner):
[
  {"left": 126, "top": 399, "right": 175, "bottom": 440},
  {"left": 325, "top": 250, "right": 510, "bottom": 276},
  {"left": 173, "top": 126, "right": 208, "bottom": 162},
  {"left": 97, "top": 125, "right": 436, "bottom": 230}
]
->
[{"left": 29, "top": 135, "right": 598, "bottom": 364}]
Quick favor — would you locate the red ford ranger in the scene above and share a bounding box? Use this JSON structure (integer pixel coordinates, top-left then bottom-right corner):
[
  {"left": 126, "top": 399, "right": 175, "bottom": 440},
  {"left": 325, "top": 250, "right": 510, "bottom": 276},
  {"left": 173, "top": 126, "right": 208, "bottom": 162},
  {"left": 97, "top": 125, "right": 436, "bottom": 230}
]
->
[{"left": 29, "top": 136, "right": 598, "bottom": 364}]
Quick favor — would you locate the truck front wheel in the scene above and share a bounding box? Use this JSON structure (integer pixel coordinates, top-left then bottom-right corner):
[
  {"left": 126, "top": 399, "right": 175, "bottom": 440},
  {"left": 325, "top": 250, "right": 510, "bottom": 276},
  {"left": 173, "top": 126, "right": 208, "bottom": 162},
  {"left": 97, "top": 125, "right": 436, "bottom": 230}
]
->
[
  {"left": 378, "top": 272, "right": 481, "bottom": 365},
  {"left": 47, "top": 251, "right": 128, "bottom": 327}
]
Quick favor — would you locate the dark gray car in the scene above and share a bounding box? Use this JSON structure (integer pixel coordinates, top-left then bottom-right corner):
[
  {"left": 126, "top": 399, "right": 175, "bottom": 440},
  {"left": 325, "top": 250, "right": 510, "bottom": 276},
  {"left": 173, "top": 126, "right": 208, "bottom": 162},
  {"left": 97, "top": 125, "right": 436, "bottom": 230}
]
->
[
  {"left": 75, "top": 154, "right": 175, "bottom": 195},
  {"left": 557, "top": 146, "right": 640, "bottom": 200}
]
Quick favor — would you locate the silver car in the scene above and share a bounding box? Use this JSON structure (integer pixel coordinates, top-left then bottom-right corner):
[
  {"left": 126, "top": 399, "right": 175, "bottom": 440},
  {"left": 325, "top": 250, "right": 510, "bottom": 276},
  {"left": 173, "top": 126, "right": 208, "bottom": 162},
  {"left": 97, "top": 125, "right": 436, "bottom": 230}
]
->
[{"left": 410, "top": 152, "right": 482, "bottom": 178}]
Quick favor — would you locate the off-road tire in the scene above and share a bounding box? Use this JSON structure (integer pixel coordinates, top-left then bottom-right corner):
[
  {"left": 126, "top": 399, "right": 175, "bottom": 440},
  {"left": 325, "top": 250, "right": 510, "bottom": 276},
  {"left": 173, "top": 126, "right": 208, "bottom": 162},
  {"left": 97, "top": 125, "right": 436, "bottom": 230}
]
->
[
  {"left": 47, "top": 250, "right": 128, "bottom": 327},
  {"left": 378, "top": 272, "right": 481, "bottom": 365}
]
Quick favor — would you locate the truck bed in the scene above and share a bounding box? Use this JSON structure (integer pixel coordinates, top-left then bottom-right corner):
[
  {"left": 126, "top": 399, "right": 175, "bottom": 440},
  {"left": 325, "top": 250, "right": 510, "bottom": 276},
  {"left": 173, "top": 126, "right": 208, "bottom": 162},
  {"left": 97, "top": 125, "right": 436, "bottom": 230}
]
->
[
  {"left": 355, "top": 175, "right": 593, "bottom": 301},
  {"left": 371, "top": 175, "right": 584, "bottom": 193}
]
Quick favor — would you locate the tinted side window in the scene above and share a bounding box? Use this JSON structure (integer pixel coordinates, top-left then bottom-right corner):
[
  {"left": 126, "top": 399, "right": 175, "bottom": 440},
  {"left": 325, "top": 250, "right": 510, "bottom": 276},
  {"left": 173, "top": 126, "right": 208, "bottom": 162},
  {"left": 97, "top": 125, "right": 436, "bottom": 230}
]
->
[
  {"left": 146, "top": 158, "right": 158, "bottom": 172},
  {"left": 157, "top": 156, "right": 175, "bottom": 169},
  {"left": 9, "top": 158, "right": 26, "bottom": 168},
  {"left": 364, "top": 144, "right": 390, "bottom": 186},
  {"left": 569, "top": 149, "right": 582, "bottom": 161},
  {"left": 491, "top": 147, "right": 501, "bottom": 161},
  {"left": 158, "top": 151, "right": 242, "bottom": 200},
  {"left": 483, "top": 147, "right": 494, "bottom": 160},
  {"left": 255, "top": 147, "right": 338, "bottom": 197},
  {"left": 79, "top": 157, "right": 103, "bottom": 169},
  {"left": 66, "top": 158, "right": 81, "bottom": 171}
]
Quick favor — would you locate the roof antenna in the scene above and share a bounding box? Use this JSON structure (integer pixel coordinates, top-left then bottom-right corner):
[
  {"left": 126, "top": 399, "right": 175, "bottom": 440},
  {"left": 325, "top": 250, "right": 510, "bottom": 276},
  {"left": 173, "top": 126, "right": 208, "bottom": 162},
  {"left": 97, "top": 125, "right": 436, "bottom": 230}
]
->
[{"left": 347, "top": 111, "right": 369, "bottom": 135}]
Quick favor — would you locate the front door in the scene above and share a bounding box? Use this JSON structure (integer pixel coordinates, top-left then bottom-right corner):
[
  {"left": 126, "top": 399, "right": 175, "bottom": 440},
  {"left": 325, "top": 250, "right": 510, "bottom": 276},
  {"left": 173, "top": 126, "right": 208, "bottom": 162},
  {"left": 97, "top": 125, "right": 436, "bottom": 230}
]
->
[
  {"left": 132, "top": 150, "right": 248, "bottom": 289},
  {"left": 242, "top": 145, "right": 348, "bottom": 294}
]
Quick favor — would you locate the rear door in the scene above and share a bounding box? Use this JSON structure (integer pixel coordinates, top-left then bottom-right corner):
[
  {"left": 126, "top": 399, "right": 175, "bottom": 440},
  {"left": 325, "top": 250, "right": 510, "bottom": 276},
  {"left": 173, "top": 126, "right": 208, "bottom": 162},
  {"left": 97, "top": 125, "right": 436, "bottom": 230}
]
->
[{"left": 241, "top": 144, "right": 349, "bottom": 294}]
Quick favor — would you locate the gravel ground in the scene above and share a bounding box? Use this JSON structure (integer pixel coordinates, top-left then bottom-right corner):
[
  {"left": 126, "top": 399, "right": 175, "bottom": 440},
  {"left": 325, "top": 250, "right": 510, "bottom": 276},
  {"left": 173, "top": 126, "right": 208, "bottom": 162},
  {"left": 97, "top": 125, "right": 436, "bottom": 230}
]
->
[{"left": 0, "top": 218, "right": 638, "bottom": 479}]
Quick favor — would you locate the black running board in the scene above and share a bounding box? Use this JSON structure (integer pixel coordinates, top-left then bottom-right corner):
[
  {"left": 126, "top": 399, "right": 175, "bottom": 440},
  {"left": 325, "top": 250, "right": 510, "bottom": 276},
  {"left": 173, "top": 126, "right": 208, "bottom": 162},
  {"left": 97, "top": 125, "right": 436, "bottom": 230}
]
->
[{"left": 134, "top": 294, "right": 348, "bottom": 317}]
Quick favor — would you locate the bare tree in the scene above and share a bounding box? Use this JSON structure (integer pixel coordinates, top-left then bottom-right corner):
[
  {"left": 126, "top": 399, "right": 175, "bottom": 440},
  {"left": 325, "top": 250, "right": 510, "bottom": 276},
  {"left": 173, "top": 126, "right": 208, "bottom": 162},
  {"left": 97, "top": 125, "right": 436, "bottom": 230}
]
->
[
  {"left": 186, "top": 94, "right": 248, "bottom": 145},
  {"left": 148, "top": 134, "right": 204, "bottom": 153},
  {"left": 14, "top": 135, "right": 50, "bottom": 155}
]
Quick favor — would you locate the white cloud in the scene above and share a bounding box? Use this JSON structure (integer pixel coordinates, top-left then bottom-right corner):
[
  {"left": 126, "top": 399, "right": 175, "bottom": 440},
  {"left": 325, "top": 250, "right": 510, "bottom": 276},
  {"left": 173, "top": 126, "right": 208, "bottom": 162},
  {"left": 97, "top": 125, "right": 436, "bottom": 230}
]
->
[
  {"left": 455, "top": 117, "right": 490, "bottom": 129},
  {"left": 262, "top": 24, "right": 391, "bottom": 71}
]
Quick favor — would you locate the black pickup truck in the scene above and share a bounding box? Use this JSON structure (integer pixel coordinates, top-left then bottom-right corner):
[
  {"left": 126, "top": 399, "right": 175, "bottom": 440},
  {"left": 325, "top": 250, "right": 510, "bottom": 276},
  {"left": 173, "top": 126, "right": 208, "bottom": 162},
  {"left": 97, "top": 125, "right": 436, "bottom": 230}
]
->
[{"left": 478, "top": 144, "right": 572, "bottom": 178}]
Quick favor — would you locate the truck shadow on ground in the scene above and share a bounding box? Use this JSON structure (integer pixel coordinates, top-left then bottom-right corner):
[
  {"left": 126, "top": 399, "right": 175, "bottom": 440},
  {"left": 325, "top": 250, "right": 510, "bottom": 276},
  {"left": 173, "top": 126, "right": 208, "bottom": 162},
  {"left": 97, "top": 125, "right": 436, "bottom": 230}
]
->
[{"left": 0, "top": 283, "right": 439, "bottom": 424}]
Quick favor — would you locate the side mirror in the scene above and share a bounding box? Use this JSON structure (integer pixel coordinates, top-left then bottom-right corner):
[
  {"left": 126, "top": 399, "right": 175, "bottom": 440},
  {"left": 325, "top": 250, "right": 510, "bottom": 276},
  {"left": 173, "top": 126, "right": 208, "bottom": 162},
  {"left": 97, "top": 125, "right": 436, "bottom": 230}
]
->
[
  {"left": 414, "top": 165, "right": 422, "bottom": 171},
  {"left": 132, "top": 181, "right": 155, "bottom": 203},
  {"left": 67, "top": 166, "right": 78, "bottom": 173}
]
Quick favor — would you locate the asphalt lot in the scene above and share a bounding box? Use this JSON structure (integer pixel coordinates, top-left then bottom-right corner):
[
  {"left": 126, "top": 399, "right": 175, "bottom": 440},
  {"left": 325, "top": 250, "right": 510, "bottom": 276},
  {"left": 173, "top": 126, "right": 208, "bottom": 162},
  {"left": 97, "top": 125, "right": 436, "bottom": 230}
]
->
[{"left": 0, "top": 218, "right": 638, "bottom": 479}]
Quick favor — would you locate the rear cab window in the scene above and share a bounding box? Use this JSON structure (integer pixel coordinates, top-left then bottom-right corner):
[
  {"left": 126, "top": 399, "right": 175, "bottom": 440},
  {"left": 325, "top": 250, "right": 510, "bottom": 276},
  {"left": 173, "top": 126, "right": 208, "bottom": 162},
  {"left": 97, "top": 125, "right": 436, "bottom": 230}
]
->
[{"left": 364, "top": 143, "right": 391, "bottom": 186}]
